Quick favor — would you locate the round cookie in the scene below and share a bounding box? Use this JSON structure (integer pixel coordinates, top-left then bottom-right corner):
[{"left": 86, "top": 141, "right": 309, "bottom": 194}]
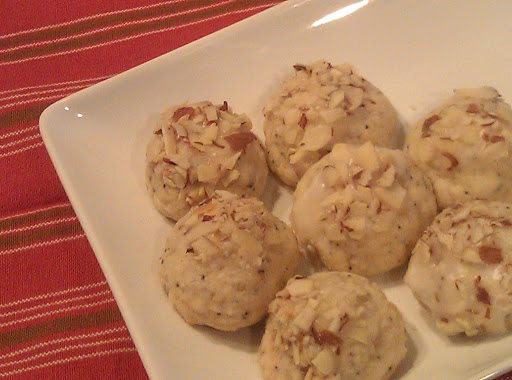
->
[
  {"left": 263, "top": 61, "right": 403, "bottom": 186},
  {"left": 146, "top": 100, "right": 268, "bottom": 220},
  {"left": 291, "top": 141, "right": 437, "bottom": 276},
  {"left": 404, "top": 200, "right": 512, "bottom": 336},
  {"left": 405, "top": 86, "right": 512, "bottom": 209},
  {"left": 159, "top": 190, "right": 299, "bottom": 331},
  {"left": 258, "top": 272, "right": 407, "bottom": 380}
]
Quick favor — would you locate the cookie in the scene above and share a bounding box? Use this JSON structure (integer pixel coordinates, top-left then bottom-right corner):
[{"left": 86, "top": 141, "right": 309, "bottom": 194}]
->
[
  {"left": 259, "top": 272, "right": 407, "bottom": 380},
  {"left": 146, "top": 101, "right": 268, "bottom": 220},
  {"left": 291, "top": 141, "right": 437, "bottom": 276},
  {"left": 159, "top": 191, "right": 299, "bottom": 331},
  {"left": 263, "top": 61, "right": 403, "bottom": 186},
  {"left": 405, "top": 200, "right": 512, "bottom": 336},
  {"left": 406, "top": 87, "right": 512, "bottom": 209}
]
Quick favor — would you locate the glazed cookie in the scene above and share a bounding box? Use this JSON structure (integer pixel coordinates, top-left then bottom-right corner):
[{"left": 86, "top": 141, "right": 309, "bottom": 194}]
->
[
  {"left": 263, "top": 61, "right": 403, "bottom": 186},
  {"left": 291, "top": 141, "right": 437, "bottom": 276},
  {"left": 159, "top": 190, "right": 299, "bottom": 331},
  {"left": 259, "top": 272, "right": 407, "bottom": 380},
  {"left": 406, "top": 87, "right": 512, "bottom": 209},
  {"left": 405, "top": 200, "right": 512, "bottom": 336},
  {"left": 146, "top": 101, "right": 268, "bottom": 220}
]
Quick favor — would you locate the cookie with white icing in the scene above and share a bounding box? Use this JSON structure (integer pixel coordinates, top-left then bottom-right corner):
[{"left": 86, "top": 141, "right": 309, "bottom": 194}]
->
[
  {"left": 292, "top": 141, "right": 437, "bottom": 276},
  {"left": 405, "top": 200, "right": 512, "bottom": 336}
]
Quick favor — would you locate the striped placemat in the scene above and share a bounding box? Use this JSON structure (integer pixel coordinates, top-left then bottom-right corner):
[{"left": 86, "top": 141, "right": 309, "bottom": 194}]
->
[{"left": 0, "top": 1, "right": 282, "bottom": 378}]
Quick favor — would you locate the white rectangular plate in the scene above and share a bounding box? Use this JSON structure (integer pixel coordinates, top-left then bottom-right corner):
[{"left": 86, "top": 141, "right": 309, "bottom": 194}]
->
[{"left": 40, "top": 1, "right": 512, "bottom": 379}]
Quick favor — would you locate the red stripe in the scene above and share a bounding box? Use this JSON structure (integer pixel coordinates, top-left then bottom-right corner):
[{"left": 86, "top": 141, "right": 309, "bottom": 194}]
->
[
  {"left": 0, "top": 234, "right": 104, "bottom": 304},
  {"left": 0, "top": 4, "right": 274, "bottom": 90},
  {"left": 0, "top": 0, "right": 173, "bottom": 36},
  {"left": 3, "top": 348, "right": 147, "bottom": 379},
  {"left": 0, "top": 146, "right": 67, "bottom": 214},
  {"left": 0, "top": 324, "right": 127, "bottom": 360},
  {"left": 0, "top": 318, "right": 147, "bottom": 379}
]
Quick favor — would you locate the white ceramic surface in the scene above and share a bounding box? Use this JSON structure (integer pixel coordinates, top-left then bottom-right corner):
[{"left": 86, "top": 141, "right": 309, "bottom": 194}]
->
[{"left": 40, "top": 0, "right": 512, "bottom": 379}]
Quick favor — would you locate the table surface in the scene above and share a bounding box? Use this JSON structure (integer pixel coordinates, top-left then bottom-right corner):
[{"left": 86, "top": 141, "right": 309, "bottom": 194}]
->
[{"left": 0, "top": 1, "right": 511, "bottom": 379}]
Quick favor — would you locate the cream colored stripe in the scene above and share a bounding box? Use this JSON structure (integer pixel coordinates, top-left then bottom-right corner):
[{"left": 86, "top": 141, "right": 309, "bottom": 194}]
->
[
  {"left": 0, "top": 76, "right": 109, "bottom": 96},
  {"left": 0, "top": 0, "right": 188, "bottom": 38},
  {"left": 0, "top": 95, "right": 71, "bottom": 110},
  {"left": 0, "top": 84, "right": 89, "bottom": 102},
  {"left": 0, "top": 140, "right": 44, "bottom": 158},
  {"left": 0, "top": 347, "right": 137, "bottom": 377},
  {"left": 1, "top": 0, "right": 237, "bottom": 54},
  {"left": 0, "top": 124, "right": 38, "bottom": 140},
  {"left": 0, "top": 216, "right": 78, "bottom": 237},
  {"left": 0, "top": 290, "right": 112, "bottom": 318},
  {"left": 0, "top": 3, "right": 279, "bottom": 67},
  {"left": 0, "top": 281, "right": 107, "bottom": 309},
  {"left": 0, "top": 337, "right": 132, "bottom": 368},
  {"left": 0, "top": 132, "right": 40, "bottom": 149},
  {"left": 0, "top": 298, "right": 116, "bottom": 328},
  {"left": 0, "top": 232, "right": 86, "bottom": 256},
  {"left": 0, "top": 202, "right": 71, "bottom": 222},
  {"left": 0, "top": 326, "right": 127, "bottom": 360}
]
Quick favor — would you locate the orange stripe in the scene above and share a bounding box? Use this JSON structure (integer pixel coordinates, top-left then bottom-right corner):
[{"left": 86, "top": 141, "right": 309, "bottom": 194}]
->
[
  {"left": 0, "top": 0, "right": 276, "bottom": 63},
  {"left": 0, "top": 306, "right": 124, "bottom": 348}
]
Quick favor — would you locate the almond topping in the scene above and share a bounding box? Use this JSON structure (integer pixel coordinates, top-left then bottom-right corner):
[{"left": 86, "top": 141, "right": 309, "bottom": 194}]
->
[
  {"left": 172, "top": 107, "right": 195, "bottom": 121},
  {"left": 219, "top": 101, "right": 229, "bottom": 111},
  {"left": 476, "top": 286, "right": 491, "bottom": 305},
  {"left": 466, "top": 103, "right": 479, "bottom": 113},
  {"left": 162, "top": 157, "right": 177, "bottom": 165},
  {"left": 422, "top": 114, "right": 440, "bottom": 137},
  {"left": 293, "top": 64, "right": 308, "bottom": 72},
  {"left": 478, "top": 246, "right": 503, "bottom": 264},
  {"left": 441, "top": 152, "right": 458, "bottom": 170},
  {"left": 312, "top": 329, "right": 342, "bottom": 345},
  {"left": 298, "top": 113, "right": 307, "bottom": 128},
  {"left": 224, "top": 132, "right": 257, "bottom": 151},
  {"left": 483, "top": 134, "right": 505, "bottom": 143}
]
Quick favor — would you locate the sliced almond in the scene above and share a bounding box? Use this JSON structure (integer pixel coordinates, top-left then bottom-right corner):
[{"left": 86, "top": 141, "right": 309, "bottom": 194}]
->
[
  {"left": 311, "top": 349, "right": 338, "bottom": 376},
  {"left": 283, "top": 108, "right": 302, "bottom": 126},
  {"left": 461, "top": 248, "right": 481, "bottom": 263},
  {"left": 328, "top": 90, "right": 345, "bottom": 109},
  {"left": 221, "top": 169, "right": 240, "bottom": 187},
  {"left": 197, "top": 164, "right": 219, "bottom": 183},
  {"left": 288, "top": 278, "right": 314, "bottom": 297},
  {"left": 312, "top": 328, "right": 342, "bottom": 345},
  {"left": 377, "top": 165, "right": 396, "bottom": 187},
  {"left": 172, "top": 106, "right": 195, "bottom": 122},
  {"left": 203, "top": 106, "right": 219, "bottom": 121},
  {"left": 343, "top": 216, "right": 366, "bottom": 232},
  {"left": 299, "top": 124, "right": 332, "bottom": 151},
  {"left": 374, "top": 184, "right": 406, "bottom": 210},
  {"left": 224, "top": 132, "right": 257, "bottom": 151},
  {"left": 222, "top": 151, "right": 242, "bottom": 170},
  {"left": 476, "top": 286, "right": 491, "bottom": 305},
  {"left": 441, "top": 152, "right": 458, "bottom": 171},
  {"left": 344, "top": 86, "right": 364, "bottom": 111},
  {"left": 293, "top": 305, "right": 317, "bottom": 331},
  {"left": 354, "top": 141, "right": 380, "bottom": 171},
  {"left": 478, "top": 246, "right": 503, "bottom": 264}
]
